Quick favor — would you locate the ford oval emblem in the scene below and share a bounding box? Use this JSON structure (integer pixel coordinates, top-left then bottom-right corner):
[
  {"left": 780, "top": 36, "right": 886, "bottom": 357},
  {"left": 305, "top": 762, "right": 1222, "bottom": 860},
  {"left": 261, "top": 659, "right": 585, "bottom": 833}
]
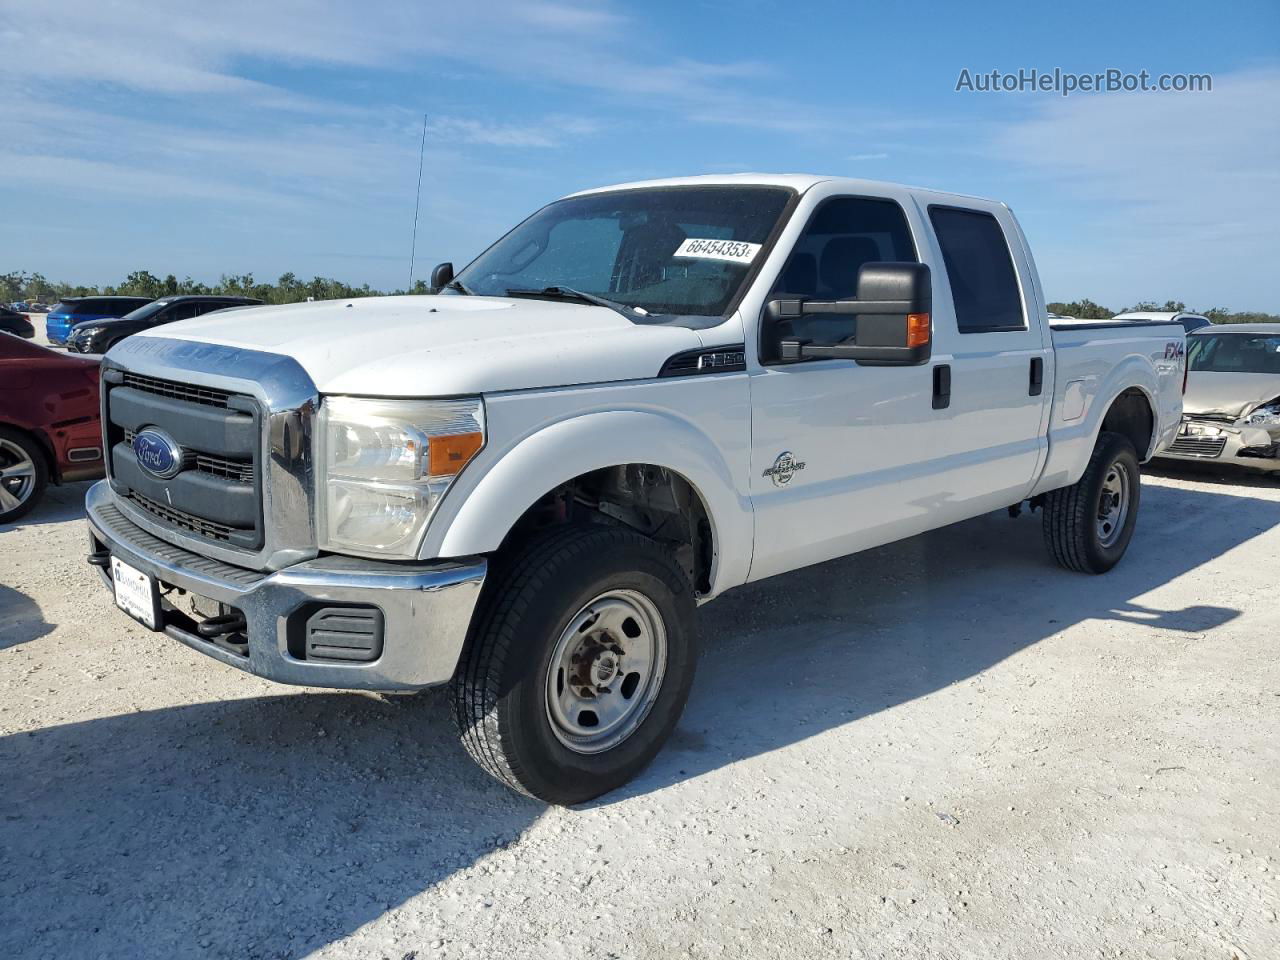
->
[{"left": 132, "top": 428, "right": 184, "bottom": 480}]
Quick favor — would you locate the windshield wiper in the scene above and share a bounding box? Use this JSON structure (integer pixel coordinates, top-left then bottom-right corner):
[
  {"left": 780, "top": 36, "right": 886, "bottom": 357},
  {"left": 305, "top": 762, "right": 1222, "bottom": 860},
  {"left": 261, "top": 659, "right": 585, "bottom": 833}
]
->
[
  {"left": 443, "top": 279, "right": 473, "bottom": 295},
  {"left": 505, "top": 286, "right": 650, "bottom": 319}
]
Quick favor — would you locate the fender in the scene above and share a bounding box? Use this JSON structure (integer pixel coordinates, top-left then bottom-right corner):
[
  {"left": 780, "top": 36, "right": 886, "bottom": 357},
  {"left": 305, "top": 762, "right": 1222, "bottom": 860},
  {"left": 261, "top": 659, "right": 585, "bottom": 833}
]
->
[
  {"left": 419, "top": 408, "right": 755, "bottom": 597},
  {"left": 1032, "top": 351, "right": 1167, "bottom": 497}
]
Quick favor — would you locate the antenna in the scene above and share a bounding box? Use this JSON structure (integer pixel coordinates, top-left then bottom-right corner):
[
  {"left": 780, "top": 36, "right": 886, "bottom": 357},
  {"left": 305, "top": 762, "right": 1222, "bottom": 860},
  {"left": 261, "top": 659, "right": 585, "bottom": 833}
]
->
[{"left": 408, "top": 113, "right": 428, "bottom": 291}]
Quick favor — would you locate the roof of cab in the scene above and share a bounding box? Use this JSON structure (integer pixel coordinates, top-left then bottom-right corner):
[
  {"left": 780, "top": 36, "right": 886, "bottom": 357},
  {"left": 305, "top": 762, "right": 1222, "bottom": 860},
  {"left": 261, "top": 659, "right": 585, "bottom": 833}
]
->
[{"left": 567, "top": 173, "right": 1002, "bottom": 207}]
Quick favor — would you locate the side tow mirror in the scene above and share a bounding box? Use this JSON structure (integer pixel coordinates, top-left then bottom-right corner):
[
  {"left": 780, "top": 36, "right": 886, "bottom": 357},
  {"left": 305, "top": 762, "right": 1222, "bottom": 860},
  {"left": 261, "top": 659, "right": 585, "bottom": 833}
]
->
[
  {"left": 428, "top": 262, "right": 454, "bottom": 293},
  {"left": 765, "top": 261, "right": 932, "bottom": 366}
]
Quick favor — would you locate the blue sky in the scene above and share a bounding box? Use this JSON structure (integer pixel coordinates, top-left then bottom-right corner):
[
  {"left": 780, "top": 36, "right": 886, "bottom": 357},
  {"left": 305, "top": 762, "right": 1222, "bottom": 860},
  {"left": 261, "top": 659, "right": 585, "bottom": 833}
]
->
[{"left": 1, "top": 0, "right": 1277, "bottom": 309}]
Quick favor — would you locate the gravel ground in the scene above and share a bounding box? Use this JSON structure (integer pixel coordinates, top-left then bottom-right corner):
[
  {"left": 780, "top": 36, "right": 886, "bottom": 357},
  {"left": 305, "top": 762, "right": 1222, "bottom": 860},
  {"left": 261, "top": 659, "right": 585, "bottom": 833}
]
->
[{"left": 2, "top": 465, "right": 1278, "bottom": 959}]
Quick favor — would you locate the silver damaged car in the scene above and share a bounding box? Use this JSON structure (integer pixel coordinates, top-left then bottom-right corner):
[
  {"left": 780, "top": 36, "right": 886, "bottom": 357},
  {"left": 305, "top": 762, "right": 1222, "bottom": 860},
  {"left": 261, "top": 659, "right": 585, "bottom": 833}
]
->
[{"left": 1159, "top": 324, "right": 1280, "bottom": 472}]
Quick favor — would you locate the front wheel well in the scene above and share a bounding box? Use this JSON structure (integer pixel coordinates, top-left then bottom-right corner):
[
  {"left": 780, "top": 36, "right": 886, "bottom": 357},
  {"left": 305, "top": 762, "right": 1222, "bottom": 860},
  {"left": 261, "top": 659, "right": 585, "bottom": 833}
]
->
[
  {"left": 1100, "top": 388, "right": 1155, "bottom": 460},
  {"left": 497, "top": 464, "right": 715, "bottom": 596}
]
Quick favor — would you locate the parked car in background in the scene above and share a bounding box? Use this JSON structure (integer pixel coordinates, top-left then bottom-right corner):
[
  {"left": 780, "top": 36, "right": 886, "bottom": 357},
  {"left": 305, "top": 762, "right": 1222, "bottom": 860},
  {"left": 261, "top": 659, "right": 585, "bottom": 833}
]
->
[
  {"left": 1157, "top": 324, "right": 1280, "bottom": 473},
  {"left": 0, "top": 305, "right": 35, "bottom": 339},
  {"left": 27, "top": 303, "right": 51, "bottom": 313},
  {"left": 67, "top": 295, "right": 263, "bottom": 354},
  {"left": 0, "top": 333, "right": 103, "bottom": 523},
  {"left": 45, "top": 296, "right": 153, "bottom": 346},
  {"left": 1115, "top": 310, "right": 1212, "bottom": 333}
]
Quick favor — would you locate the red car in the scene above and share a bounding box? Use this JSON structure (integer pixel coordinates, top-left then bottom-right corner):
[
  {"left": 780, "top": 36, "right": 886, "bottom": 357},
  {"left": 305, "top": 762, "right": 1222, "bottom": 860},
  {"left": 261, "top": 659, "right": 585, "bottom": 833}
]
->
[{"left": 0, "top": 333, "right": 104, "bottom": 523}]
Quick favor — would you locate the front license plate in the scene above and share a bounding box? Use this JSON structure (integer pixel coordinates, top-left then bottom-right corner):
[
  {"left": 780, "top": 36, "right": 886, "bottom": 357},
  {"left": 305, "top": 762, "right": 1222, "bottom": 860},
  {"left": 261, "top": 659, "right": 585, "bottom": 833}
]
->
[{"left": 111, "top": 556, "right": 161, "bottom": 630}]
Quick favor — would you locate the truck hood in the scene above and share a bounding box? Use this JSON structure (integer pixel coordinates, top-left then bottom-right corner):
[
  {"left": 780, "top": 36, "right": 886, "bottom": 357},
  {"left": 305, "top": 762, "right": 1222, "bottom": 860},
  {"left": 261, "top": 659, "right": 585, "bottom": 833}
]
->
[
  {"left": 137, "top": 295, "right": 710, "bottom": 395},
  {"left": 1183, "top": 371, "right": 1280, "bottom": 420}
]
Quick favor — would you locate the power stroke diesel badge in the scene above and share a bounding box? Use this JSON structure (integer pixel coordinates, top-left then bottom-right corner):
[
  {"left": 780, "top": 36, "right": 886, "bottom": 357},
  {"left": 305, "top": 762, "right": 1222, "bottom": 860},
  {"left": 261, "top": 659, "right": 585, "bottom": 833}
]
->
[{"left": 762, "top": 451, "right": 806, "bottom": 487}]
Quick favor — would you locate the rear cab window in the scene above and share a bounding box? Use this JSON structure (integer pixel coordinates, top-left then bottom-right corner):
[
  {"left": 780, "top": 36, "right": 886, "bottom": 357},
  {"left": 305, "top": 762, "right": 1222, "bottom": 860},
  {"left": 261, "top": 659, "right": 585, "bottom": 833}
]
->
[{"left": 927, "top": 206, "right": 1025, "bottom": 333}]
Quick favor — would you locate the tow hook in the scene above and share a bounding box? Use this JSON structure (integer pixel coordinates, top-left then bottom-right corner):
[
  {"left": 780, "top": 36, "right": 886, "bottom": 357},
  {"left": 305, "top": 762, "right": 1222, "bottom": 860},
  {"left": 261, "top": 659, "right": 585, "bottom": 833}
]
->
[{"left": 197, "top": 612, "right": 248, "bottom": 639}]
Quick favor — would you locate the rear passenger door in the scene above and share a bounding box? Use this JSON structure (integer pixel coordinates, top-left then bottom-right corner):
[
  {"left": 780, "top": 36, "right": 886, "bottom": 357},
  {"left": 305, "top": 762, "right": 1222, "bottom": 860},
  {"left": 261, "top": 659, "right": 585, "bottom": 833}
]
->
[{"left": 921, "top": 204, "right": 1051, "bottom": 515}]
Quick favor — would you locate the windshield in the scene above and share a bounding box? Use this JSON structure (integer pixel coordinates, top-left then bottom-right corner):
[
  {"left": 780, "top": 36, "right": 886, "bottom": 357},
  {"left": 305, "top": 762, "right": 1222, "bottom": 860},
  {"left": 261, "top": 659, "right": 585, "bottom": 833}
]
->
[
  {"left": 1188, "top": 333, "right": 1280, "bottom": 374},
  {"left": 452, "top": 186, "right": 794, "bottom": 317},
  {"left": 119, "top": 300, "right": 172, "bottom": 323}
]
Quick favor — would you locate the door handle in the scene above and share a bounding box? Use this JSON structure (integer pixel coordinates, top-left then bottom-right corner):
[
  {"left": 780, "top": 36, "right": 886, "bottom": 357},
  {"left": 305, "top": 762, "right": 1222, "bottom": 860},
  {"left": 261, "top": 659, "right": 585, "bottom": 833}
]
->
[
  {"left": 1029, "top": 357, "right": 1044, "bottom": 396},
  {"left": 932, "top": 363, "right": 951, "bottom": 410}
]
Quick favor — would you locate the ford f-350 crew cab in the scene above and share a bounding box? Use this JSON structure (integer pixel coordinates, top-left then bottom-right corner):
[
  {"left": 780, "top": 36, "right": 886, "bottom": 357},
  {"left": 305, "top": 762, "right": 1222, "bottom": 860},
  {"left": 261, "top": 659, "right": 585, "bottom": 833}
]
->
[{"left": 85, "top": 175, "right": 1185, "bottom": 803}]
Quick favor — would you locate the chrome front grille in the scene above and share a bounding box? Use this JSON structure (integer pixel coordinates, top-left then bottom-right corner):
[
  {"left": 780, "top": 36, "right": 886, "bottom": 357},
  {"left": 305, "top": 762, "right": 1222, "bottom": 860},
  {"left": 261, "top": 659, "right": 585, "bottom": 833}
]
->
[
  {"left": 1167, "top": 435, "right": 1228, "bottom": 458},
  {"left": 102, "top": 338, "right": 320, "bottom": 572}
]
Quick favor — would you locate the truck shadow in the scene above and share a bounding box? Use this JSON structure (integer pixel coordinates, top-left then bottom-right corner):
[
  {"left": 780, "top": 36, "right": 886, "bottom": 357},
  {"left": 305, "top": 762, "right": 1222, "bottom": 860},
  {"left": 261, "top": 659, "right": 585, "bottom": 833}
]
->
[
  {"left": 612, "top": 477, "right": 1266, "bottom": 800},
  {"left": 0, "top": 479, "right": 1272, "bottom": 958}
]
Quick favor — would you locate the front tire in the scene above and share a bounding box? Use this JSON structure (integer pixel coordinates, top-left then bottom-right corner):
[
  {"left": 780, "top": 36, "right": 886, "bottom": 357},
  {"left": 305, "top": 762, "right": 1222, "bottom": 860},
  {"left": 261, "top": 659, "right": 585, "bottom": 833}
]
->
[
  {"left": 450, "top": 524, "right": 697, "bottom": 804},
  {"left": 1042, "top": 430, "right": 1141, "bottom": 573}
]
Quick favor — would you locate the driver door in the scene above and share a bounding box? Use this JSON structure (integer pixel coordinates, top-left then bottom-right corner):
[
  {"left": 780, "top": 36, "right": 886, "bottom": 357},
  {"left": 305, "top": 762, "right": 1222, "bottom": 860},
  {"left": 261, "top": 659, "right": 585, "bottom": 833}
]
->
[{"left": 746, "top": 194, "right": 952, "bottom": 582}]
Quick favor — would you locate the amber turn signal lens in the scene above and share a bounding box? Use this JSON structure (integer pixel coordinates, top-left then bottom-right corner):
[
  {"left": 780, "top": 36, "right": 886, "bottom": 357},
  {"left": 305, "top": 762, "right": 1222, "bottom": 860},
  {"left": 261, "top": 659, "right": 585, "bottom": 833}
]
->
[
  {"left": 906, "top": 313, "right": 931, "bottom": 348},
  {"left": 427, "top": 432, "right": 483, "bottom": 476}
]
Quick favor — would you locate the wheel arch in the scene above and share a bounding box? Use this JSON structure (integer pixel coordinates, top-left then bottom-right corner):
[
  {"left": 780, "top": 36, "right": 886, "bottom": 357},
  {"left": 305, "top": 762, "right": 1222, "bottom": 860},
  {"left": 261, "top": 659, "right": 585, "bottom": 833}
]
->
[
  {"left": 421, "top": 410, "right": 753, "bottom": 597},
  {"left": 1098, "top": 385, "right": 1157, "bottom": 460}
]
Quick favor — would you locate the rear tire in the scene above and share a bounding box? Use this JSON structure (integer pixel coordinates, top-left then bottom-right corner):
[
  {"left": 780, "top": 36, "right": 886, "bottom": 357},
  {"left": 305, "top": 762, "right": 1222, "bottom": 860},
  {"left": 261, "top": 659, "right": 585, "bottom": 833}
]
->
[
  {"left": 1042, "top": 430, "right": 1141, "bottom": 573},
  {"left": 0, "top": 426, "right": 49, "bottom": 524},
  {"left": 450, "top": 524, "right": 697, "bottom": 805}
]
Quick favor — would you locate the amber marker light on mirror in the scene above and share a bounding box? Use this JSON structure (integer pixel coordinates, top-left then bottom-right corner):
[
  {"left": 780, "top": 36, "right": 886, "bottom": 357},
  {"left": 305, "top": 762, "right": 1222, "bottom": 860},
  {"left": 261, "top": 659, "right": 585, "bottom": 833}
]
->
[{"left": 907, "top": 313, "right": 932, "bottom": 348}]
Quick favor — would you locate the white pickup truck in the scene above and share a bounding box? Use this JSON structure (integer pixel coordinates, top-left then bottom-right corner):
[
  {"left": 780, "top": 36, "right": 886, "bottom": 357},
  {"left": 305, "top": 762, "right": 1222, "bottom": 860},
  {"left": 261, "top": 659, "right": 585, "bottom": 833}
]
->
[{"left": 85, "top": 174, "right": 1185, "bottom": 803}]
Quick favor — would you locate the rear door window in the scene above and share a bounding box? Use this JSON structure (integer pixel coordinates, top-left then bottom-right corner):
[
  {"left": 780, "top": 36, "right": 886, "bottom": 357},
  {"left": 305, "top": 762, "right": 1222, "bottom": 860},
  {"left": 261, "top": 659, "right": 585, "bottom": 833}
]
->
[{"left": 928, "top": 207, "right": 1025, "bottom": 333}]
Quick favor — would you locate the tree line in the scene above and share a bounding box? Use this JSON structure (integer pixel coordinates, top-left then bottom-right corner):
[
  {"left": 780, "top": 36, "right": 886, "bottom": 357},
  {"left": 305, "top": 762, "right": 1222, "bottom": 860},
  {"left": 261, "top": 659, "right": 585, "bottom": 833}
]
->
[
  {"left": 1046, "top": 298, "right": 1280, "bottom": 324},
  {"left": 1, "top": 270, "right": 431, "bottom": 306},
  {"left": 4, "top": 270, "right": 1277, "bottom": 324}
]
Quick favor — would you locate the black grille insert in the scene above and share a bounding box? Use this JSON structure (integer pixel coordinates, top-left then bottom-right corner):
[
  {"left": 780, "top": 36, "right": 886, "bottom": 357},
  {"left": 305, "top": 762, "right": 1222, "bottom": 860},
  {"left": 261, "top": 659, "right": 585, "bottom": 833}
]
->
[
  {"left": 108, "top": 367, "right": 264, "bottom": 551},
  {"left": 122, "top": 372, "right": 233, "bottom": 409},
  {"left": 127, "top": 490, "right": 237, "bottom": 542}
]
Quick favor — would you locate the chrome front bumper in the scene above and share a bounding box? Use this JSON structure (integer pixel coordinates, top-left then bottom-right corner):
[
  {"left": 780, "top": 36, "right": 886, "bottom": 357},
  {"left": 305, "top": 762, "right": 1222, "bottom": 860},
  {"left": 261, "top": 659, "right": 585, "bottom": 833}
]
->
[{"left": 85, "top": 481, "right": 486, "bottom": 690}]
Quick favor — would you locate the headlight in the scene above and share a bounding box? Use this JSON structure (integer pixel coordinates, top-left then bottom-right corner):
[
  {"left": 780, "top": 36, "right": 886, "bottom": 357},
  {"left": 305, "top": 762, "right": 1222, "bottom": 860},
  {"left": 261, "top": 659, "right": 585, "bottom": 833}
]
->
[
  {"left": 1243, "top": 402, "right": 1280, "bottom": 427},
  {"left": 317, "top": 396, "right": 484, "bottom": 557}
]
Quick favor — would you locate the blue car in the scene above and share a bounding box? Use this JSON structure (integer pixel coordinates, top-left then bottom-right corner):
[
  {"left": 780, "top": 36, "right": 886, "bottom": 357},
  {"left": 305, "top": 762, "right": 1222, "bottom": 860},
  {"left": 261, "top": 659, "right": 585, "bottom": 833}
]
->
[{"left": 45, "top": 296, "right": 153, "bottom": 345}]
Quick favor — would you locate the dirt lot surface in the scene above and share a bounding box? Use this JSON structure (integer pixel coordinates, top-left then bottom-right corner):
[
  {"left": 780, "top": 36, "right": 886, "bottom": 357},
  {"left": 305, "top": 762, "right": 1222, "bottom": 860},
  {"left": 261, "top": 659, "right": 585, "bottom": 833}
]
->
[{"left": 2, "top": 466, "right": 1278, "bottom": 959}]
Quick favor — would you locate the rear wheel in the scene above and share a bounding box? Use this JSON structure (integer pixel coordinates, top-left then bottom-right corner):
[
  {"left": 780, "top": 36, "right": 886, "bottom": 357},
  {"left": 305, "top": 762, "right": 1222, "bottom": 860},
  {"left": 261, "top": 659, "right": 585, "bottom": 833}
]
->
[
  {"left": 0, "top": 427, "right": 48, "bottom": 524},
  {"left": 1042, "top": 430, "right": 1141, "bottom": 573},
  {"left": 450, "top": 524, "right": 697, "bottom": 804}
]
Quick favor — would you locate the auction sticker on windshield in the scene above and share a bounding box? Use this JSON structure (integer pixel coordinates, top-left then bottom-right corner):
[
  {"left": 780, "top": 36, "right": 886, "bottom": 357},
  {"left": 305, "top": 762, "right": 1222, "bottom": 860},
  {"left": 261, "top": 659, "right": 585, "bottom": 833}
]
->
[
  {"left": 673, "top": 238, "right": 761, "bottom": 264},
  {"left": 111, "top": 556, "right": 160, "bottom": 630}
]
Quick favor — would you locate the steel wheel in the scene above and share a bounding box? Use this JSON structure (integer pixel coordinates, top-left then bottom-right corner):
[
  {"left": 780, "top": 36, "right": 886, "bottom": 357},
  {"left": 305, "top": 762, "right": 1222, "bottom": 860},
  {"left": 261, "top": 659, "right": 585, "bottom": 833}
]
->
[
  {"left": 1096, "top": 459, "right": 1130, "bottom": 548},
  {"left": 0, "top": 438, "right": 37, "bottom": 515},
  {"left": 545, "top": 588, "right": 669, "bottom": 755}
]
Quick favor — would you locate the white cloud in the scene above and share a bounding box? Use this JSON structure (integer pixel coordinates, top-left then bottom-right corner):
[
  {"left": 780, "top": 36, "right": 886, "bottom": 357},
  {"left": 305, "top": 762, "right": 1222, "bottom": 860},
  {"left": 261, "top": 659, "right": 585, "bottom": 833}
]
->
[{"left": 993, "top": 68, "right": 1280, "bottom": 310}]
